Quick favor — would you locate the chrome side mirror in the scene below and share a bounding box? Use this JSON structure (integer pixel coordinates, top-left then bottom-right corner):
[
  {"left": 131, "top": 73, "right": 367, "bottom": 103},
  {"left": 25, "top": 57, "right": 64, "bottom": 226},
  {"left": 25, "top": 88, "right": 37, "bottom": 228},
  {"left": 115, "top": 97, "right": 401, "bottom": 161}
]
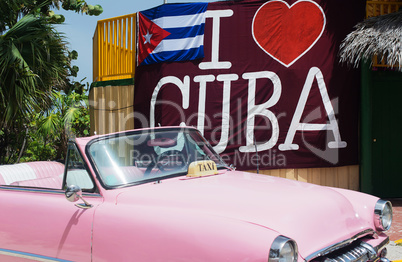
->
[{"left": 65, "top": 185, "right": 92, "bottom": 209}]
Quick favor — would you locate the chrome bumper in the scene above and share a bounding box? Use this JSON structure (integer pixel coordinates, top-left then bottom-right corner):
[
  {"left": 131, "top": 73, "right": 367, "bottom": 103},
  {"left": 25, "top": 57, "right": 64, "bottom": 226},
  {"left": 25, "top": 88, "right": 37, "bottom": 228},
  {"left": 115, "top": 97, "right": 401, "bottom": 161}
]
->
[
  {"left": 305, "top": 230, "right": 389, "bottom": 262},
  {"left": 320, "top": 241, "right": 388, "bottom": 262}
]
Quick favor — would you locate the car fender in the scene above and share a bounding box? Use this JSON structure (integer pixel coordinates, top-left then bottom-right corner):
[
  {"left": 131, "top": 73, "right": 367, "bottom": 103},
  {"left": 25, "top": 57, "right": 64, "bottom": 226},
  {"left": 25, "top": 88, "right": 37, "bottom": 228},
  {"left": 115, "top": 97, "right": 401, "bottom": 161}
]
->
[{"left": 91, "top": 201, "right": 280, "bottom": 262}]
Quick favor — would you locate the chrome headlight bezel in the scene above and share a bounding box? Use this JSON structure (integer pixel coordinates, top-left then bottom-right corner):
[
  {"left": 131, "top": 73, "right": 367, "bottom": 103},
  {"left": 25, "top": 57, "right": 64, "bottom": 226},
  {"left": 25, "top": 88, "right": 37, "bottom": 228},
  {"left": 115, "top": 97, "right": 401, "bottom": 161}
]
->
[
  {"left": 374, "top": 199, "right": 393, "bottom": 231},
  {"left": 269, "top": 235, "right": 298, "bottom": 262}
]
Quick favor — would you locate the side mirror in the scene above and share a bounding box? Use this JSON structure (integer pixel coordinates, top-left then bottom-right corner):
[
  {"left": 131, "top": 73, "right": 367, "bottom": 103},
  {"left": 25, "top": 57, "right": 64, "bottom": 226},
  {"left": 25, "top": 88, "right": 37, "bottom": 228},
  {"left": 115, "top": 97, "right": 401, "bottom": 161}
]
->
[
  {"left": 65, "top": 185, "right": 92, "bottom": 209},
  {"left": 65, "top": 184, "right": 82, "bottom": 202}
]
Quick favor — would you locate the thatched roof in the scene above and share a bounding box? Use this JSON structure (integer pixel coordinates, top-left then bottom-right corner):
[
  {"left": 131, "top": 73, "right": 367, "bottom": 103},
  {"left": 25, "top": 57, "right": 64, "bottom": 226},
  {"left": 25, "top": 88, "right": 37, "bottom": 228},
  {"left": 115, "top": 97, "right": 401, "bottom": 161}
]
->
[{"left": 339, "top": 10, "right": 402, "bottom": 71}]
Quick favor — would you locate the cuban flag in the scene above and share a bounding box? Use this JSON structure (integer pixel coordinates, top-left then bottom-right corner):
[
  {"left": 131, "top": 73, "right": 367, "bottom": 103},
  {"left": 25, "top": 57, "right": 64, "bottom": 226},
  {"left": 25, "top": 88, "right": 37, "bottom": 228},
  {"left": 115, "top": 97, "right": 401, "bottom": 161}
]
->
[{"left": 137, "top": 3, "right": 208, "bottom": 66}]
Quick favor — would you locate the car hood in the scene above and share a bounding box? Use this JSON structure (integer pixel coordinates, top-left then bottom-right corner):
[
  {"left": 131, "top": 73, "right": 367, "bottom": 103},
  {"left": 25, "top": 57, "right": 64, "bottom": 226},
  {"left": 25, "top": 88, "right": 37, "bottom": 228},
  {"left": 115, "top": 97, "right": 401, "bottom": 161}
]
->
[{"left": 115, "top": 171, "right": 376, "bottom": 258}]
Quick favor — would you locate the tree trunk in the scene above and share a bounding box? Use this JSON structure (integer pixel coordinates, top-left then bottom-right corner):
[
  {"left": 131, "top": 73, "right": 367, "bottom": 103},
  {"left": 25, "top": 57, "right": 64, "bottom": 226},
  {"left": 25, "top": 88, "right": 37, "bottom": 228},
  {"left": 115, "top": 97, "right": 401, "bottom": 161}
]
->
[{"left": 16, "top": 127, "right": 29, "bottom": 163}]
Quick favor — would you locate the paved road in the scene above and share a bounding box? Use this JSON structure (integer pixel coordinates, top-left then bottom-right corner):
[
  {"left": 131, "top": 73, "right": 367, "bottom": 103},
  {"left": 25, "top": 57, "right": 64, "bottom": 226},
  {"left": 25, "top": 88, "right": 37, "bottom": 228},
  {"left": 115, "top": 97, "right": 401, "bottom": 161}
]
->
[
  {"left": 388, "top": 200, "right": 402, "bottom": 261},
  {"left": 387, "top": 241, "right": 402, "bottom": 261}
]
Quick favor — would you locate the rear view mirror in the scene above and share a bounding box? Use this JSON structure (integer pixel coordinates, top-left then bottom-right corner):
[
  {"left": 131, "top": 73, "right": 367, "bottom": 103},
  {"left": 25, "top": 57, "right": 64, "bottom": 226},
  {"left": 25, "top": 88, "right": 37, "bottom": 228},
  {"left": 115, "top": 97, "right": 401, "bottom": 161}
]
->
[{"left": 147, "top": 138, "right": 176, "bottom": 147}]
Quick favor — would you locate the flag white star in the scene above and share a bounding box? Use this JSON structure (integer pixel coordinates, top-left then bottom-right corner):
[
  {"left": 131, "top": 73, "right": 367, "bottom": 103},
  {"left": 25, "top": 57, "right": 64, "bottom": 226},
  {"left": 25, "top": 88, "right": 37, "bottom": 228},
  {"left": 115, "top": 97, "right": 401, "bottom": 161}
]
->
[{"left": 143, "top": 30, "right": 153, "bottom": 44}]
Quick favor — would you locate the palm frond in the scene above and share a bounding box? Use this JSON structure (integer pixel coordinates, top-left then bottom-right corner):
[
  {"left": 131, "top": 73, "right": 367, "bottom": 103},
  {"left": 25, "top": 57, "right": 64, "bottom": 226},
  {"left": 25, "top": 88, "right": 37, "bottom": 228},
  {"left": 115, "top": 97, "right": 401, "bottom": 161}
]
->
[
  {"left": 0, "top": 14, "right": 68, "bottom": 127},
  {"left": 339, "top": 10, "right": 402, "bottom": 71},
  {"left": 38, "top": 113, "right": 62, "bottom": 137},
  {"left": 64, "top": 106, "right": 80, "bottom": 124}
]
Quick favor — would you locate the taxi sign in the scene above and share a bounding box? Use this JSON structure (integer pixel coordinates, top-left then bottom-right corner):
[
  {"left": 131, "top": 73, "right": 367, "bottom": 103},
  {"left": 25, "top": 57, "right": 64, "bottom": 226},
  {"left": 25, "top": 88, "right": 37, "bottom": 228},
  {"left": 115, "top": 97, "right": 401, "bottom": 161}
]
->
[{"left": 187, "top": 160, "right": 218, "bottom": 177}]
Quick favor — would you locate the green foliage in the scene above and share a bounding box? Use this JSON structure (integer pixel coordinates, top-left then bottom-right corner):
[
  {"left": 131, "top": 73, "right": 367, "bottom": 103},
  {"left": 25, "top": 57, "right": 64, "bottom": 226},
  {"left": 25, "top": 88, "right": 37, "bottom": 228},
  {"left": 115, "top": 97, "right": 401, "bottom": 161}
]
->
[
  {"left": 0, "top": 0, "right": 99, "bottom": 164},
  {"left": 0, "top": 88, "right": 90, "bottom": 163},
  {"left": 19, "top": 87, "right": 90, "bottom": 162},
  {"left": 25, "top": 143, "right": 55, "bottom": 162},
  {"left": 0, "top": 121, "right": 28, "bottom": 164},
  {"left": 20, "top": 135, "right": 57, "bottom": 162},
  {"left": 61, "top": 1, "right": 103, "bottom": 16},
  {"left": 0, "top": 14, "right": 68, "bottom": 126},
  {"left": 0, "top": 0, "right": 103, "bottom": 32}
]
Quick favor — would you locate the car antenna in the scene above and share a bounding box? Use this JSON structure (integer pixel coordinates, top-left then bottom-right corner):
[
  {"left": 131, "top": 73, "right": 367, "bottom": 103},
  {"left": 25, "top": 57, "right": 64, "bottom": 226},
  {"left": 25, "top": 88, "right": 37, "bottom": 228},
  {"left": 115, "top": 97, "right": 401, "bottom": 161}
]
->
[{"left": 254, "top": 136, "right": 259, "bottom": 174}]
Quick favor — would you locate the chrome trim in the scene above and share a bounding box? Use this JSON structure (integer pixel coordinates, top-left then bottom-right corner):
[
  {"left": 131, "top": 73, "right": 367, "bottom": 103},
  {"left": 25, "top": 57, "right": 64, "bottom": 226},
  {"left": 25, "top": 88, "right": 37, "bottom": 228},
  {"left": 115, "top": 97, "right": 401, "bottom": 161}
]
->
[
  {"left": 0, "top": 186, "right": 68, "bottom": 194},
  {"left": 304, "top": 229, "right": 375, "bottom": 261},
  {"left": 0, "top": 248, "right": 72, "bottom": 261},
  {"left": 374, "top": 236, "right": 390, "bottom": 254},
  {"left": 321, "top": 243, "right": 371, "bottom": 262},
  {"left": 374, "top": 200, "right": 393, "bottom": 231},
  {"left": 360, "top": 242, "right": 377, "bottom": 259},
  {"left": 269, "top": 235, "right": 298, "bottom": 262},
  {"left": 0, "top": 185, "right": 102, "bottom": 198}
]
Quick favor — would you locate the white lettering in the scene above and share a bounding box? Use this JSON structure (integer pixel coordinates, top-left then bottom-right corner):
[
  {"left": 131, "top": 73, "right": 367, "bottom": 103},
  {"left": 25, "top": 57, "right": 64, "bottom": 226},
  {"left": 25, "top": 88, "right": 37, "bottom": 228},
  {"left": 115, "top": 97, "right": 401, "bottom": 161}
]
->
[
  {"left": 278, "top": 67, "right": 347, "bottom": 151},
  {"left": 150, "top": 76, "right": 190, "bottom": 128},
  {"left": 199, "top": 10, "right": 233, "bottom": 70},
  {"left": 213, "top": 74, "right": 238, "bottom": 153},
  {"left": 239, "top": 71, "right": 281, "bottom": 152},
  {"left": 194, "top": 75, "right": 215, "bottom": 135}
]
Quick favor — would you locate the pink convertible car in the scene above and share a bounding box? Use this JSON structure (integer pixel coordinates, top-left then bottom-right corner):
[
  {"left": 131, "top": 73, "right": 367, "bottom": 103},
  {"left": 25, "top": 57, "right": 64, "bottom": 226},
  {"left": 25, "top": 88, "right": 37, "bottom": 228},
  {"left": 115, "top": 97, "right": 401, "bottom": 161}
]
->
[{"left": 0, "top": 127, "right": 393, "bottom": 261}]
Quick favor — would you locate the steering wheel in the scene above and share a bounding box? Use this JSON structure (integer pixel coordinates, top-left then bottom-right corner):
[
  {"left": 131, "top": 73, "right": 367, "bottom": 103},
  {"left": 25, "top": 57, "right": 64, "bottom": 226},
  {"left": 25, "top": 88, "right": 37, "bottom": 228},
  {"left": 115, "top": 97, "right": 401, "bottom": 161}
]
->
[{"left": 145, "top": 150, "right": 187, "bottom": 176}]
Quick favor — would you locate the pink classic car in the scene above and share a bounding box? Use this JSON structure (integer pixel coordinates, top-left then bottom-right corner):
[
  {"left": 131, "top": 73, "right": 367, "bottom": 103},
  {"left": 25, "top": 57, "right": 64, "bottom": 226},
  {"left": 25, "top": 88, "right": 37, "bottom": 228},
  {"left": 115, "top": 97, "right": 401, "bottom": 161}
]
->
[{"left": 0, "top": 127, "right": 393, "bottom": 261}]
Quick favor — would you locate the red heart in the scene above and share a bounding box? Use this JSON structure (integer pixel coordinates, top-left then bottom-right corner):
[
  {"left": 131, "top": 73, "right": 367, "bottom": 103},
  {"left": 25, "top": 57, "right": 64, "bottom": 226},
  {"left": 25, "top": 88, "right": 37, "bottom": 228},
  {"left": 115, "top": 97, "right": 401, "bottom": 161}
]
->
[{"left": 252, "top": 0, "right": 326, "bottom": 67}]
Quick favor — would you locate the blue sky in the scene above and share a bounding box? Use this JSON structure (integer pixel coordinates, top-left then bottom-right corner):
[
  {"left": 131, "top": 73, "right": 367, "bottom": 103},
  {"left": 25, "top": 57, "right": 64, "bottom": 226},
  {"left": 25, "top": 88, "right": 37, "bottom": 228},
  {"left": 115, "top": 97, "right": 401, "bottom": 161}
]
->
[{"left": 55, "top": 0, "right": 215, "bottom": 85}]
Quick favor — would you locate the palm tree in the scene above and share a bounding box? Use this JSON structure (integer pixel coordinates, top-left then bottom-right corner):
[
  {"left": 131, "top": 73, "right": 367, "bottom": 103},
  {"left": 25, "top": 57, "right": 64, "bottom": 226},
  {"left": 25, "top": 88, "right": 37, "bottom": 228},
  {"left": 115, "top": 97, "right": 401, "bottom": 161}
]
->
[
  {"left": 0, "top": 0, "right": 103, "bottom": 129},
  {"left": 0, "top": 14, "right": 69, "bottom": 164},
  {"left": 0, "top": 14, "right": 68, "bottom": 127},
  {"left": 0, "top": 0, "right": 102, "bottom": 164}
]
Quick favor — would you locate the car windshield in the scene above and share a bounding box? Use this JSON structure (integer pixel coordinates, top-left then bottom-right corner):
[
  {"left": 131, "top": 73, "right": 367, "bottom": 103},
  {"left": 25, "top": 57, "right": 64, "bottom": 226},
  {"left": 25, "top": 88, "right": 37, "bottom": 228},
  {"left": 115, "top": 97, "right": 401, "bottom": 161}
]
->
[{"left": 88, "top": 128, "right": 228, "bottom": 188}]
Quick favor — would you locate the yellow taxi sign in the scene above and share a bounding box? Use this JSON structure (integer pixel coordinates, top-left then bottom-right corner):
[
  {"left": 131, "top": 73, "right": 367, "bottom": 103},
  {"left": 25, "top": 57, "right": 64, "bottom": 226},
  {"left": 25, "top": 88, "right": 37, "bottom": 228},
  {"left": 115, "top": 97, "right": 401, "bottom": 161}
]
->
[{"left": 187, "top": 160, "right": 218, "bottom": 177}]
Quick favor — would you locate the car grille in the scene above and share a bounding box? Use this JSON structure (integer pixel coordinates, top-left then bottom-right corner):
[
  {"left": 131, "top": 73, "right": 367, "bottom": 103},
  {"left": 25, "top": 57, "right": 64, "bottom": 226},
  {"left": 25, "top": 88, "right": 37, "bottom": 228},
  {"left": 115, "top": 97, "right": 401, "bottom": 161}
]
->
[
  {"left": 314, "top": 241, "right": 371, "bottom": 262},
  {"left": 307, "top": 230, "right": 389, "bottom": 262}
]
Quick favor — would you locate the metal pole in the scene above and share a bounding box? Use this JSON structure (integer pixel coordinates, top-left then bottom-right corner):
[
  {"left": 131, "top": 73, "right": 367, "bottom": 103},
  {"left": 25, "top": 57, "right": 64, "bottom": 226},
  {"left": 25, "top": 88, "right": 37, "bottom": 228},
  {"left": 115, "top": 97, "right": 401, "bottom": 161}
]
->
[{"left": 164, "top": 0, "right": 168, "bottom": 3}]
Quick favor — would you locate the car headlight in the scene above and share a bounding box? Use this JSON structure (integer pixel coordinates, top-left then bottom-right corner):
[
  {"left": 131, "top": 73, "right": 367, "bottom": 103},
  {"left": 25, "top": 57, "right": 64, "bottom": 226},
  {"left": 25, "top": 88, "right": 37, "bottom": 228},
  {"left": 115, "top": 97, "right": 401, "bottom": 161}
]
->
[
  {"left": 269, "top": 235, "right": 298, "bottom": 262},
  {"left": 374, "top": 199, "right": 393, "bottom": 231}
]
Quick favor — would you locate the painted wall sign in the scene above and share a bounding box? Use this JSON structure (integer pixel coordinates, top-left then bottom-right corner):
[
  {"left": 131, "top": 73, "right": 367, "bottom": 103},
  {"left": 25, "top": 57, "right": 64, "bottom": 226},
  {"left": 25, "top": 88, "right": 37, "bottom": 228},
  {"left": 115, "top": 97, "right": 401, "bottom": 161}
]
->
[{"left": 134, "top": 0, "right": 365, "bottom": 170}]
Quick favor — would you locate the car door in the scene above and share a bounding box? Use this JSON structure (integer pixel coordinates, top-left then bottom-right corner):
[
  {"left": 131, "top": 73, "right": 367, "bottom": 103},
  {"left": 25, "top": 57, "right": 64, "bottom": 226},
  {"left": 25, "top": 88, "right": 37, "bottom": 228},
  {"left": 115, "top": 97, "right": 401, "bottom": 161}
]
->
[{"left": 0, "top": 143, "right": 102, "bottom": 262}]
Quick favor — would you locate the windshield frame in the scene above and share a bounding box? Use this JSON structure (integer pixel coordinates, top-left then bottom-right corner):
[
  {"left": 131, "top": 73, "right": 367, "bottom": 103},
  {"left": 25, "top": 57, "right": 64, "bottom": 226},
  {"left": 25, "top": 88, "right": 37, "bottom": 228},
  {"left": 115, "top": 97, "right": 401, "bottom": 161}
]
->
[{"left": 85, "top": 127, "right": 229, "bottom": 190}]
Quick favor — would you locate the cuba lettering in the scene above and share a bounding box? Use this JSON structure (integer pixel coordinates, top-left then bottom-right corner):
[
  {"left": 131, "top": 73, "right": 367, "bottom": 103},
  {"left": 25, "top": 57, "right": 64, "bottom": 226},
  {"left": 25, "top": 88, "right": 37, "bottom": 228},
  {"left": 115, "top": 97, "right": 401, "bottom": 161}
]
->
[{"left": 149, "top": 9, "right": 346, "bottom": 154}]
